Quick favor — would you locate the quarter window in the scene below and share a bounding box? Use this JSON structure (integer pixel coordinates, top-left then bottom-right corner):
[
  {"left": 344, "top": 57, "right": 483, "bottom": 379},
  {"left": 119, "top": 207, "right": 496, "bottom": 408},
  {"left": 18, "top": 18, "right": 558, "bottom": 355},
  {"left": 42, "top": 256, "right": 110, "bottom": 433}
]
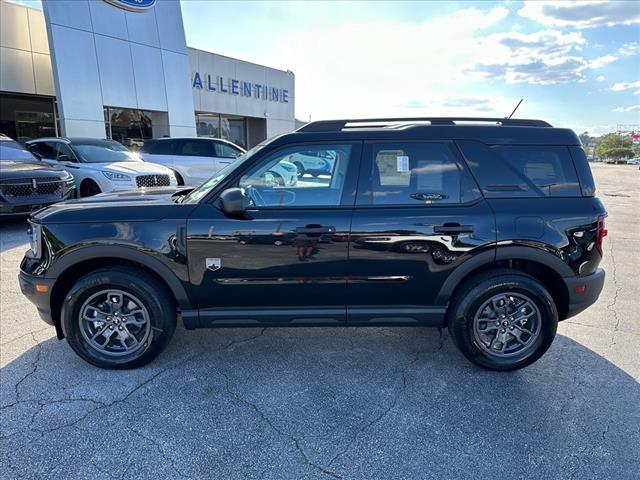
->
[
  {"left": 361, "top": 142, "right": 479, "bottom": 206},
  {"left": 239, "top": 144, "right": 353, "bottom": 207}
]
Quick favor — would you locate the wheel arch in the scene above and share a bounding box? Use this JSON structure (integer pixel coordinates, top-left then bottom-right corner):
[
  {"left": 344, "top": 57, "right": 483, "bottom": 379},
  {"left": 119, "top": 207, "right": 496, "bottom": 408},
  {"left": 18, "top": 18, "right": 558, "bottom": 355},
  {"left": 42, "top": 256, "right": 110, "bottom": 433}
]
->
[
  {"left": 437, "top": 246, "right": 572, "bottom": 321},
  {"left": 48, "top": 246, "right": 193, "bottom": 337}
]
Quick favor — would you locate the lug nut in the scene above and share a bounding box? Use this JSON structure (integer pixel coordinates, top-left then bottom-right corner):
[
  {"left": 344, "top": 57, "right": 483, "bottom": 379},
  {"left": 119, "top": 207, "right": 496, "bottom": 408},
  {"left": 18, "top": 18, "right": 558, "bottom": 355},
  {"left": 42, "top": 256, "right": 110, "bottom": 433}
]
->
[
  {"left": 109, "top": 325, "right": 114, "bottom": 330},
  {"left": 500, "top": 329, "right": 506, "bottom": 333},
  {"left": 509, "top": 326, "right": 514, "bottom": 330}
]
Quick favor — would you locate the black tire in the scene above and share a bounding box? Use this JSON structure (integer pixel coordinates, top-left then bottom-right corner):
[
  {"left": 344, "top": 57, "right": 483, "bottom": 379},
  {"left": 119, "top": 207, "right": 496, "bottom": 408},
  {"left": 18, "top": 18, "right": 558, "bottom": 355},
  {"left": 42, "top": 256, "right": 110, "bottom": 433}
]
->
[
  {"left": 61, "top": 267, "right": 177, "bottom": 369},
  {"left": 80, "top": 180, "right": 101, "bottom": 198},
  {"left": 447, "top": 269, "right": 558, "bottom": 371}
]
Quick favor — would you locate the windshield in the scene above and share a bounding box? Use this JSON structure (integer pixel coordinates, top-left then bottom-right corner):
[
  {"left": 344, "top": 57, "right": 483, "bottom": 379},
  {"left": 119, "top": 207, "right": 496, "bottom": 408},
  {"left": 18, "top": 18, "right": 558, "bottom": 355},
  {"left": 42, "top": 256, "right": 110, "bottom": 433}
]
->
[
  {"left": 182, "top": 142, "right": 267, "bottom": 204},
  {"left": 0, "top": 141, "right": 39, "bottom": 162},
  {"left": 73, "top": 141, "right": 141, "bottom": 163}
]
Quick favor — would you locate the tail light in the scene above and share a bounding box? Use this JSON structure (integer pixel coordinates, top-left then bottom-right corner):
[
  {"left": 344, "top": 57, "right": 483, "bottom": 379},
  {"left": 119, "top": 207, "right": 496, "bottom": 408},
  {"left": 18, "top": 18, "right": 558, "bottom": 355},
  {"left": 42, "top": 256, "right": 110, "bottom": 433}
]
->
[{"left": 595, "top": 215, "right": 607, "bottom": 256}]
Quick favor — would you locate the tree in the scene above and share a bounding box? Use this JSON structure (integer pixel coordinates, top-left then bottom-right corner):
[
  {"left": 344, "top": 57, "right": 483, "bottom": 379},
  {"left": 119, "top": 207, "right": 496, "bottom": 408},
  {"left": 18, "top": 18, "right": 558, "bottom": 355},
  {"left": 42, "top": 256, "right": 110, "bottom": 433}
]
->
[
  {"left": 596, "top": 133, "right": 634, "bottom": 159},
  {"left": 578, "top": 131, "right": 593, "bottom": 146}
]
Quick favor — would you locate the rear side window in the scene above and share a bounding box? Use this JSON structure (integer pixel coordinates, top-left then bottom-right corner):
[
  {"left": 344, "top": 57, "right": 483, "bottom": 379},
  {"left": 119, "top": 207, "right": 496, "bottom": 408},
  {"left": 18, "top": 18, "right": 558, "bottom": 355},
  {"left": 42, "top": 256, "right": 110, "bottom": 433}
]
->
[
  {"left": 458, "top": 141, "right": 581, "bottom": 198},
  {"left": 358, "top": 142, "right": 480, "bottom": 206},
  {"left": 140, "top": 140, "right": 175, "bottom": 155},
  {"left": 180, "top": 139, "right": 215, "bottom": 157}
]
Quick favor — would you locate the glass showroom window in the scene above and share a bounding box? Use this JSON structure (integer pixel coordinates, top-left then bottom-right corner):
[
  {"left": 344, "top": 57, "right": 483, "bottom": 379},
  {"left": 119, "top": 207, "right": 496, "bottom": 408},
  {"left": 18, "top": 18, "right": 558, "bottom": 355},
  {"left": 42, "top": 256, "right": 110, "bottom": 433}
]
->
[
  {"left": 104, "top": 107, "right": 154, "bottom": 150},
  {"left": 196, "top": 113, "right": 247, "bottom": 149}
]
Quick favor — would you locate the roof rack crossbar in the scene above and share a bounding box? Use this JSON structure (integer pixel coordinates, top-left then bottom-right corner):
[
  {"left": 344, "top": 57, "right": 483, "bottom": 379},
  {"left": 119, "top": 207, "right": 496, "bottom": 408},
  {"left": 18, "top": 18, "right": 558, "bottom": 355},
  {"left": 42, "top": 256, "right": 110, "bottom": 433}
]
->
[{"left": 297, "top": 117, "right": 552, "bottom": 133}]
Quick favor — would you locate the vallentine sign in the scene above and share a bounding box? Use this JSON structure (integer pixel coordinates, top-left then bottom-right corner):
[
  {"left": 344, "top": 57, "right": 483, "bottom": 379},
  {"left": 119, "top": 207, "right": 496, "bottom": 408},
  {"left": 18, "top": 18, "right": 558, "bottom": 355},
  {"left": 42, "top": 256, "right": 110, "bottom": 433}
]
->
[{"left": 103, "top": 0, "right": 156, "bottom": 12}]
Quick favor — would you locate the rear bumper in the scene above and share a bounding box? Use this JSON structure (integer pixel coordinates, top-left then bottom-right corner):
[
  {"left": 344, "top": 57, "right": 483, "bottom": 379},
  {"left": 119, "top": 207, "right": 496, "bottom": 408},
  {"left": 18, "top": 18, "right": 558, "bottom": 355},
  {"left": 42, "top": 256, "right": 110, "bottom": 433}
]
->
[
  {"left": 18, "top": 268, "right": 56, "bottom": 327},
  {"left": 563, "top": 268, "right": 605, "bottom": 319}
]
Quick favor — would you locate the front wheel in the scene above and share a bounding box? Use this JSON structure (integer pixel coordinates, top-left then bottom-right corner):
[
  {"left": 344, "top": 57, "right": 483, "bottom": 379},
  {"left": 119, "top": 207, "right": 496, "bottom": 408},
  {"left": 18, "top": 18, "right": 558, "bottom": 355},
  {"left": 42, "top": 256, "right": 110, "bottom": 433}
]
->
[
  {"left": 61, "top": 267, "right": 177, "bottom": 369},
  {"left": 447, "top": 270, "right": 558, "bottom": 371}
]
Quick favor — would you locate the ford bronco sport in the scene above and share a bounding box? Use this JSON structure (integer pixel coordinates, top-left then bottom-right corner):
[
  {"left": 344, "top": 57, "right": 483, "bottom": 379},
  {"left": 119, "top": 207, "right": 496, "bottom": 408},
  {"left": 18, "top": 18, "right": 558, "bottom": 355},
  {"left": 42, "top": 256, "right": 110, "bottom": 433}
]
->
[{"left": 19, "top": 117, "right": 607, "bottom": 370}]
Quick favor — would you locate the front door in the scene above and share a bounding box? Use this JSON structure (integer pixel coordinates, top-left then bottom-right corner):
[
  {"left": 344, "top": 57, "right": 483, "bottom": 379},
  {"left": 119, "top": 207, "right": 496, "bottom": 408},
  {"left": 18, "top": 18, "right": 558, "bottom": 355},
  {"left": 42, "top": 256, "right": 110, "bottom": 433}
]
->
[
  {"left": 187, "top": 142, "right": 361, "bottom": 326},
  {"left": 347, "top": 141, "right": 496, "bottom": 325}
]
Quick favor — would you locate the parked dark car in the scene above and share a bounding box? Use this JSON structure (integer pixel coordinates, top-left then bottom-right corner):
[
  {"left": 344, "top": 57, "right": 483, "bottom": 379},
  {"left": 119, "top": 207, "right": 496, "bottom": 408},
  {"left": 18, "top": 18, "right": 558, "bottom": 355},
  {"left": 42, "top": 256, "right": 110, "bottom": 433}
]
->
[
  {"left": 0, "top": 135, "right": 75, "bottom": 217},
  {"left": 19, "top": 117, "right": 607, "bottom": 371}
]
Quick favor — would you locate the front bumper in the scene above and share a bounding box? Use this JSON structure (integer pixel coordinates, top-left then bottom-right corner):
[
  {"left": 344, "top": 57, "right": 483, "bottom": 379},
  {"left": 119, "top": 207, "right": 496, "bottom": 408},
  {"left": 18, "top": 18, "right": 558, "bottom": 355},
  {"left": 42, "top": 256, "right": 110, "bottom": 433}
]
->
[
  {"left": 18, "top": 266, "right": 56, "bottom": 327},
  {"left": 563, "top": 268, "right": 606, "bottom": 319},
  {"left": 0, "top": 188, "right": 75, "bottom": 217}
]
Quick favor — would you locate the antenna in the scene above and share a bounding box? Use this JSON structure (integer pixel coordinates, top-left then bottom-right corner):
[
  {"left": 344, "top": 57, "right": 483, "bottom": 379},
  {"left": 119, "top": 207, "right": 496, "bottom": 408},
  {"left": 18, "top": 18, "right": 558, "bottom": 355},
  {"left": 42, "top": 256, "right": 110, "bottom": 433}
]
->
[{"left": 507, "top": 99, "right": 523, "bottom": 119}]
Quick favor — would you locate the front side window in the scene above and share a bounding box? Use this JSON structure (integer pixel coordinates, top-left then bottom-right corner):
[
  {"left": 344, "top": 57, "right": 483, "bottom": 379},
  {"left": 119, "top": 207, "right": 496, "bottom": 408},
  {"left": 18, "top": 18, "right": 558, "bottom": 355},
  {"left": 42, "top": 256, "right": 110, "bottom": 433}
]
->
[
  {"left": 361, "top": 142, "right": 479, "bottom": 206},
  {"left": 56, "top": 143, "right": 76, "bottom": 161},
  {"left": 215, "top": 142, "right": 243, "bottom": 159},
  {"left": 239, "top": 144, "right": 353, "bottom": 208}
]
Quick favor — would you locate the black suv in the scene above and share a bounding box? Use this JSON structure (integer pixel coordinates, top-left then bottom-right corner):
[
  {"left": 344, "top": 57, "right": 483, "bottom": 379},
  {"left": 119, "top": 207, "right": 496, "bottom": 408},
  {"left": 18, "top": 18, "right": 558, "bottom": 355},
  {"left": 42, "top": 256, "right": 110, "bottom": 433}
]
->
[
  {"left": 0, "top": 135, "right": 75, "bottom": 217},
  {"left": 19, "top": 118, "right": 607, "bottom": 371}
]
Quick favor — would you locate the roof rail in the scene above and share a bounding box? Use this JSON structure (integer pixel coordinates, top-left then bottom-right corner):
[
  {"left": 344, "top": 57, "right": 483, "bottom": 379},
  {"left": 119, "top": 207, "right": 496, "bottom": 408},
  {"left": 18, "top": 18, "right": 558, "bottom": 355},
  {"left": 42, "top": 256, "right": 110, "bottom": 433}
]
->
[{"left": 296, "top": 117, "right": 552, "bottom": 133}]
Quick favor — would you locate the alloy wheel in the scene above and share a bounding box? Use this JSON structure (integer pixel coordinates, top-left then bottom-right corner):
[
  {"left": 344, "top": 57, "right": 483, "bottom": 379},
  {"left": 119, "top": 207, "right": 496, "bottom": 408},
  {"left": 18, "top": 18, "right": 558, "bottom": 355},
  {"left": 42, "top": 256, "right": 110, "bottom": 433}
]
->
[
  {"left": 472, "top": 292, "right": 541, "bottom": 358},
  {"left": 78, "top": 289, "right": 151, "bottom": 356}
]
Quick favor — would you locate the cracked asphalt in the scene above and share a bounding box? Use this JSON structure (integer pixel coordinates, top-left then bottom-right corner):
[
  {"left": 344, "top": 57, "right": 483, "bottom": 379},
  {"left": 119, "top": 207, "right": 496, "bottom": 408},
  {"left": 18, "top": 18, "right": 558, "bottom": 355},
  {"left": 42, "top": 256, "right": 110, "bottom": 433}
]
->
[{"left": 1, "top": 163, "right": 638, "bottom": 480}]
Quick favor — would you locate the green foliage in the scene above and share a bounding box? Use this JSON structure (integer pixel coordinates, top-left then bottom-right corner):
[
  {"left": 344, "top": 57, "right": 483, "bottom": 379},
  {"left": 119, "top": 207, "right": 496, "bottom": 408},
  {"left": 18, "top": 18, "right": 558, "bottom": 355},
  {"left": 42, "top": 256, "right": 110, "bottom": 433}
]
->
[
  {"left": 603, "top": 147, "right": 634, "bottom": 160},
  {"left": 596, "top": 133, "right": 633, "bottom": 159},
  {"left": 578, "top": 132, "right": 594, "bottom": 146}
]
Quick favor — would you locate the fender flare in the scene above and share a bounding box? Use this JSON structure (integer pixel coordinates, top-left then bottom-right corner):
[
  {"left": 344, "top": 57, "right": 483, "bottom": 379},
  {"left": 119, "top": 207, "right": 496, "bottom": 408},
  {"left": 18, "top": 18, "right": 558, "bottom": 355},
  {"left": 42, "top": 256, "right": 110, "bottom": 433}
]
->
[
  {"left": 46, "top": 245, "right": 192, "bottom": 311},
  {"left": 434, "top": 245, "right": 573, "bottom": 306}
]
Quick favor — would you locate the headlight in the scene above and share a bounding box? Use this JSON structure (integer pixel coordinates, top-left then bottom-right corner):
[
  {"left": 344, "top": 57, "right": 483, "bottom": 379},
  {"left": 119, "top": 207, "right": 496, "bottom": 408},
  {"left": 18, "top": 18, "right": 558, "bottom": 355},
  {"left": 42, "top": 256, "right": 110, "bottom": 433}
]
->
[
  {"left": 61, "top": 172, "right": 74, "bottom": 182},
  {"left": 27, "top": 221, "right": 42, "bottom": 258},
  {"left": 102, "top": 171, "right": 131, "bottom": 181}
]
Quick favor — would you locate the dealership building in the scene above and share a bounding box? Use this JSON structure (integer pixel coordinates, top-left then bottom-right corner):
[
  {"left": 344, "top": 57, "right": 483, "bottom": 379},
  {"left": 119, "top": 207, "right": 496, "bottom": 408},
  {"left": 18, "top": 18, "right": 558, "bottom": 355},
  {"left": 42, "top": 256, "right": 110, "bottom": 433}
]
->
[{"left": 0, "top": 0, "right": 295, "bottom": 149}]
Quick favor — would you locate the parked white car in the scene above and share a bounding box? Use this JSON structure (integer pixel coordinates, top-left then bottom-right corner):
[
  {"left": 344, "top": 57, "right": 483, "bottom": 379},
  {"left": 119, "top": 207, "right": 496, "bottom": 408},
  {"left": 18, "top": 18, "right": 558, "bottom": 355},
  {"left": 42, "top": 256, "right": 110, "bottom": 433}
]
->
[
  {"left": 26, "top": 138, "right": 177, "bottom": 197},
  {"left": 140, "top": 137, "right": 246, "bottom": 186},
  {"left": 286, "top": 150, "right": 336, "bottom": 177}
]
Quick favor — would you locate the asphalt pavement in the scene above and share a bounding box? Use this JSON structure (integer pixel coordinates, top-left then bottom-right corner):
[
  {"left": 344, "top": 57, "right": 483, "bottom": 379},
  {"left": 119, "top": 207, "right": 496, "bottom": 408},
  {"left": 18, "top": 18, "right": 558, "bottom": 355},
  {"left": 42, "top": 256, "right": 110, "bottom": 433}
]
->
[{"left": 1, "top": 163, "right": 638, "bottom": 480}]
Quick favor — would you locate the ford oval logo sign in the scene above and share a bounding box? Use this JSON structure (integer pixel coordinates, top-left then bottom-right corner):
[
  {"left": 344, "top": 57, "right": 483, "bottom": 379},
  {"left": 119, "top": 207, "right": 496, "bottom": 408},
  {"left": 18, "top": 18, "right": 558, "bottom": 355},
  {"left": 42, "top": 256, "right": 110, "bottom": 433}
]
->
[{"left": 104, "top": 0, "right": 156, "bottom": 12}]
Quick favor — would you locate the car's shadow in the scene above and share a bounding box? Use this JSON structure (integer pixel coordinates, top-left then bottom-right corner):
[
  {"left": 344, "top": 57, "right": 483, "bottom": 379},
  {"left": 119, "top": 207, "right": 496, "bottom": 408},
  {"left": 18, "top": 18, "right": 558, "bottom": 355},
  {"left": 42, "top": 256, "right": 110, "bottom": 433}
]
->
[
  {"left": 0, "top": 219, "right": 27, "bottom": 253},
  {"left": 1, "top": 326, "right": 638, "bottom": 479}
]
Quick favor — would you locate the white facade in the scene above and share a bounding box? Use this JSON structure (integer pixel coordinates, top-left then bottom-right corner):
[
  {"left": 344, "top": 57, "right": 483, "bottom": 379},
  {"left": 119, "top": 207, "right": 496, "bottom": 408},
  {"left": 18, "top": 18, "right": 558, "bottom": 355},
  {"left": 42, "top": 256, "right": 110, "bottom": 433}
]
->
[
  {"left": 0, "top": 0, "right": 295, "bottom": 146},
  {"left": 189, "top": 48, "right": 295, "bottom": 139},
  {"left": 41, "top": 0, "right": 196, "bottom": 138},
  {"left": 0, "top": 1, "right": 54, "bottom": 97}
]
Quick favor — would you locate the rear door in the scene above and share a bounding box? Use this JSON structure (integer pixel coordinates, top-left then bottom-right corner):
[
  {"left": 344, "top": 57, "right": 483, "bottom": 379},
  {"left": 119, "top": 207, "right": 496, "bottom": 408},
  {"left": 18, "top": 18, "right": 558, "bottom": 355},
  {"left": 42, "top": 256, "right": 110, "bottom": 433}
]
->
[
  {"left": 347, "top": 140, "right": 496, "bottom": 325},
  {"left": 179, "top": 139, "right": 232, "bottom": 185}
]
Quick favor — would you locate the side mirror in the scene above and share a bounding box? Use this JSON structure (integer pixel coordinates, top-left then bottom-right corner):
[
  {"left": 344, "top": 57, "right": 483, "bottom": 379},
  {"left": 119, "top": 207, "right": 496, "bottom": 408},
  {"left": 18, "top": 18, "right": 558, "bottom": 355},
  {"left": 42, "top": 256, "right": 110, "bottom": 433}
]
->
[{"left": 219, "top": 187, "right": 249, "bottom": 217}]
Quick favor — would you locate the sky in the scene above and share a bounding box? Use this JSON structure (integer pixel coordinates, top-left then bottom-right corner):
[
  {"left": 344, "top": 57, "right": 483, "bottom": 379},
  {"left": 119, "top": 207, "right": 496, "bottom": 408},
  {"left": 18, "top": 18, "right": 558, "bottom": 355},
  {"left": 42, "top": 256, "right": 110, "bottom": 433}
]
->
[{"left": 14, "top": 0, "right": 640, "bottom": 135}]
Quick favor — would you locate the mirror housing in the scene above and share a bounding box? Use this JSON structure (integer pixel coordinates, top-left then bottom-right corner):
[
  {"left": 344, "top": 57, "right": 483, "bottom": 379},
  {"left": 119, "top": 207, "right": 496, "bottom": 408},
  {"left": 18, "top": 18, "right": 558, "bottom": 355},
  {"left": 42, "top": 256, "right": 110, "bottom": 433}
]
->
[{"left": 219, "top": 187, "right": 250, "bottom": 217}]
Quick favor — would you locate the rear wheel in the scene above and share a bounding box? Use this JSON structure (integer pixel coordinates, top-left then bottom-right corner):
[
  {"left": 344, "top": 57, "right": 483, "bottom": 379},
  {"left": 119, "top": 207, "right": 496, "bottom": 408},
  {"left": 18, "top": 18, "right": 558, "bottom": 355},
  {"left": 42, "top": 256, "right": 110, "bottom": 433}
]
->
[
  {"left": 80, "top": 180, "right": 101, "bottom": 198},
  {"left": 447, "top": 270, "right": 558, "bottom": 371},
  {"left": 61, "top": 267, "right": 176, "bottom": 369}
]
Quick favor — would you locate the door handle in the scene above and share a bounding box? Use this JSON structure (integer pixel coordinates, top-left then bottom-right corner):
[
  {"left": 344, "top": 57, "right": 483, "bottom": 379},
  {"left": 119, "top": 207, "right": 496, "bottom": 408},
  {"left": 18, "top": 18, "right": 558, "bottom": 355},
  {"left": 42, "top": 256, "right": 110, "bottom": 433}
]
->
[
  {"left": 433, "top": 223, "right": 474, "bottom": 234},
  {"left": 296, "top": 225, "right": 335, "bottom": 234}
]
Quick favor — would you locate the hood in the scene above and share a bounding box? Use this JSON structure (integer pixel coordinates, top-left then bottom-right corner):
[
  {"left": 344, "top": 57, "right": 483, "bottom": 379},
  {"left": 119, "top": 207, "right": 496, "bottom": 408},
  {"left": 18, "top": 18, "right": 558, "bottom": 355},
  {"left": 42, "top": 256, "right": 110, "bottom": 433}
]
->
[
  {"left": 0, "top": 161, "right": 70, "bottom": 179},
  {"left": 32, "top": 187, "right": 193, "bottom": 223},
  {"left": 82, "top": 161, "right": 172, "bottom": 175}
]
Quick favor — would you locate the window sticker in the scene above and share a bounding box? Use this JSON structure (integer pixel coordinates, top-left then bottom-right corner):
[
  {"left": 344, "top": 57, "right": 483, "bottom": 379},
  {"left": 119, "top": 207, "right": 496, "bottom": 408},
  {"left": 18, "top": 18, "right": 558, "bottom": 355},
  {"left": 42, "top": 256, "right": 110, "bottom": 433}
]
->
[{"left": 396, "top": 156, "right": 410, "bottom": 173}]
